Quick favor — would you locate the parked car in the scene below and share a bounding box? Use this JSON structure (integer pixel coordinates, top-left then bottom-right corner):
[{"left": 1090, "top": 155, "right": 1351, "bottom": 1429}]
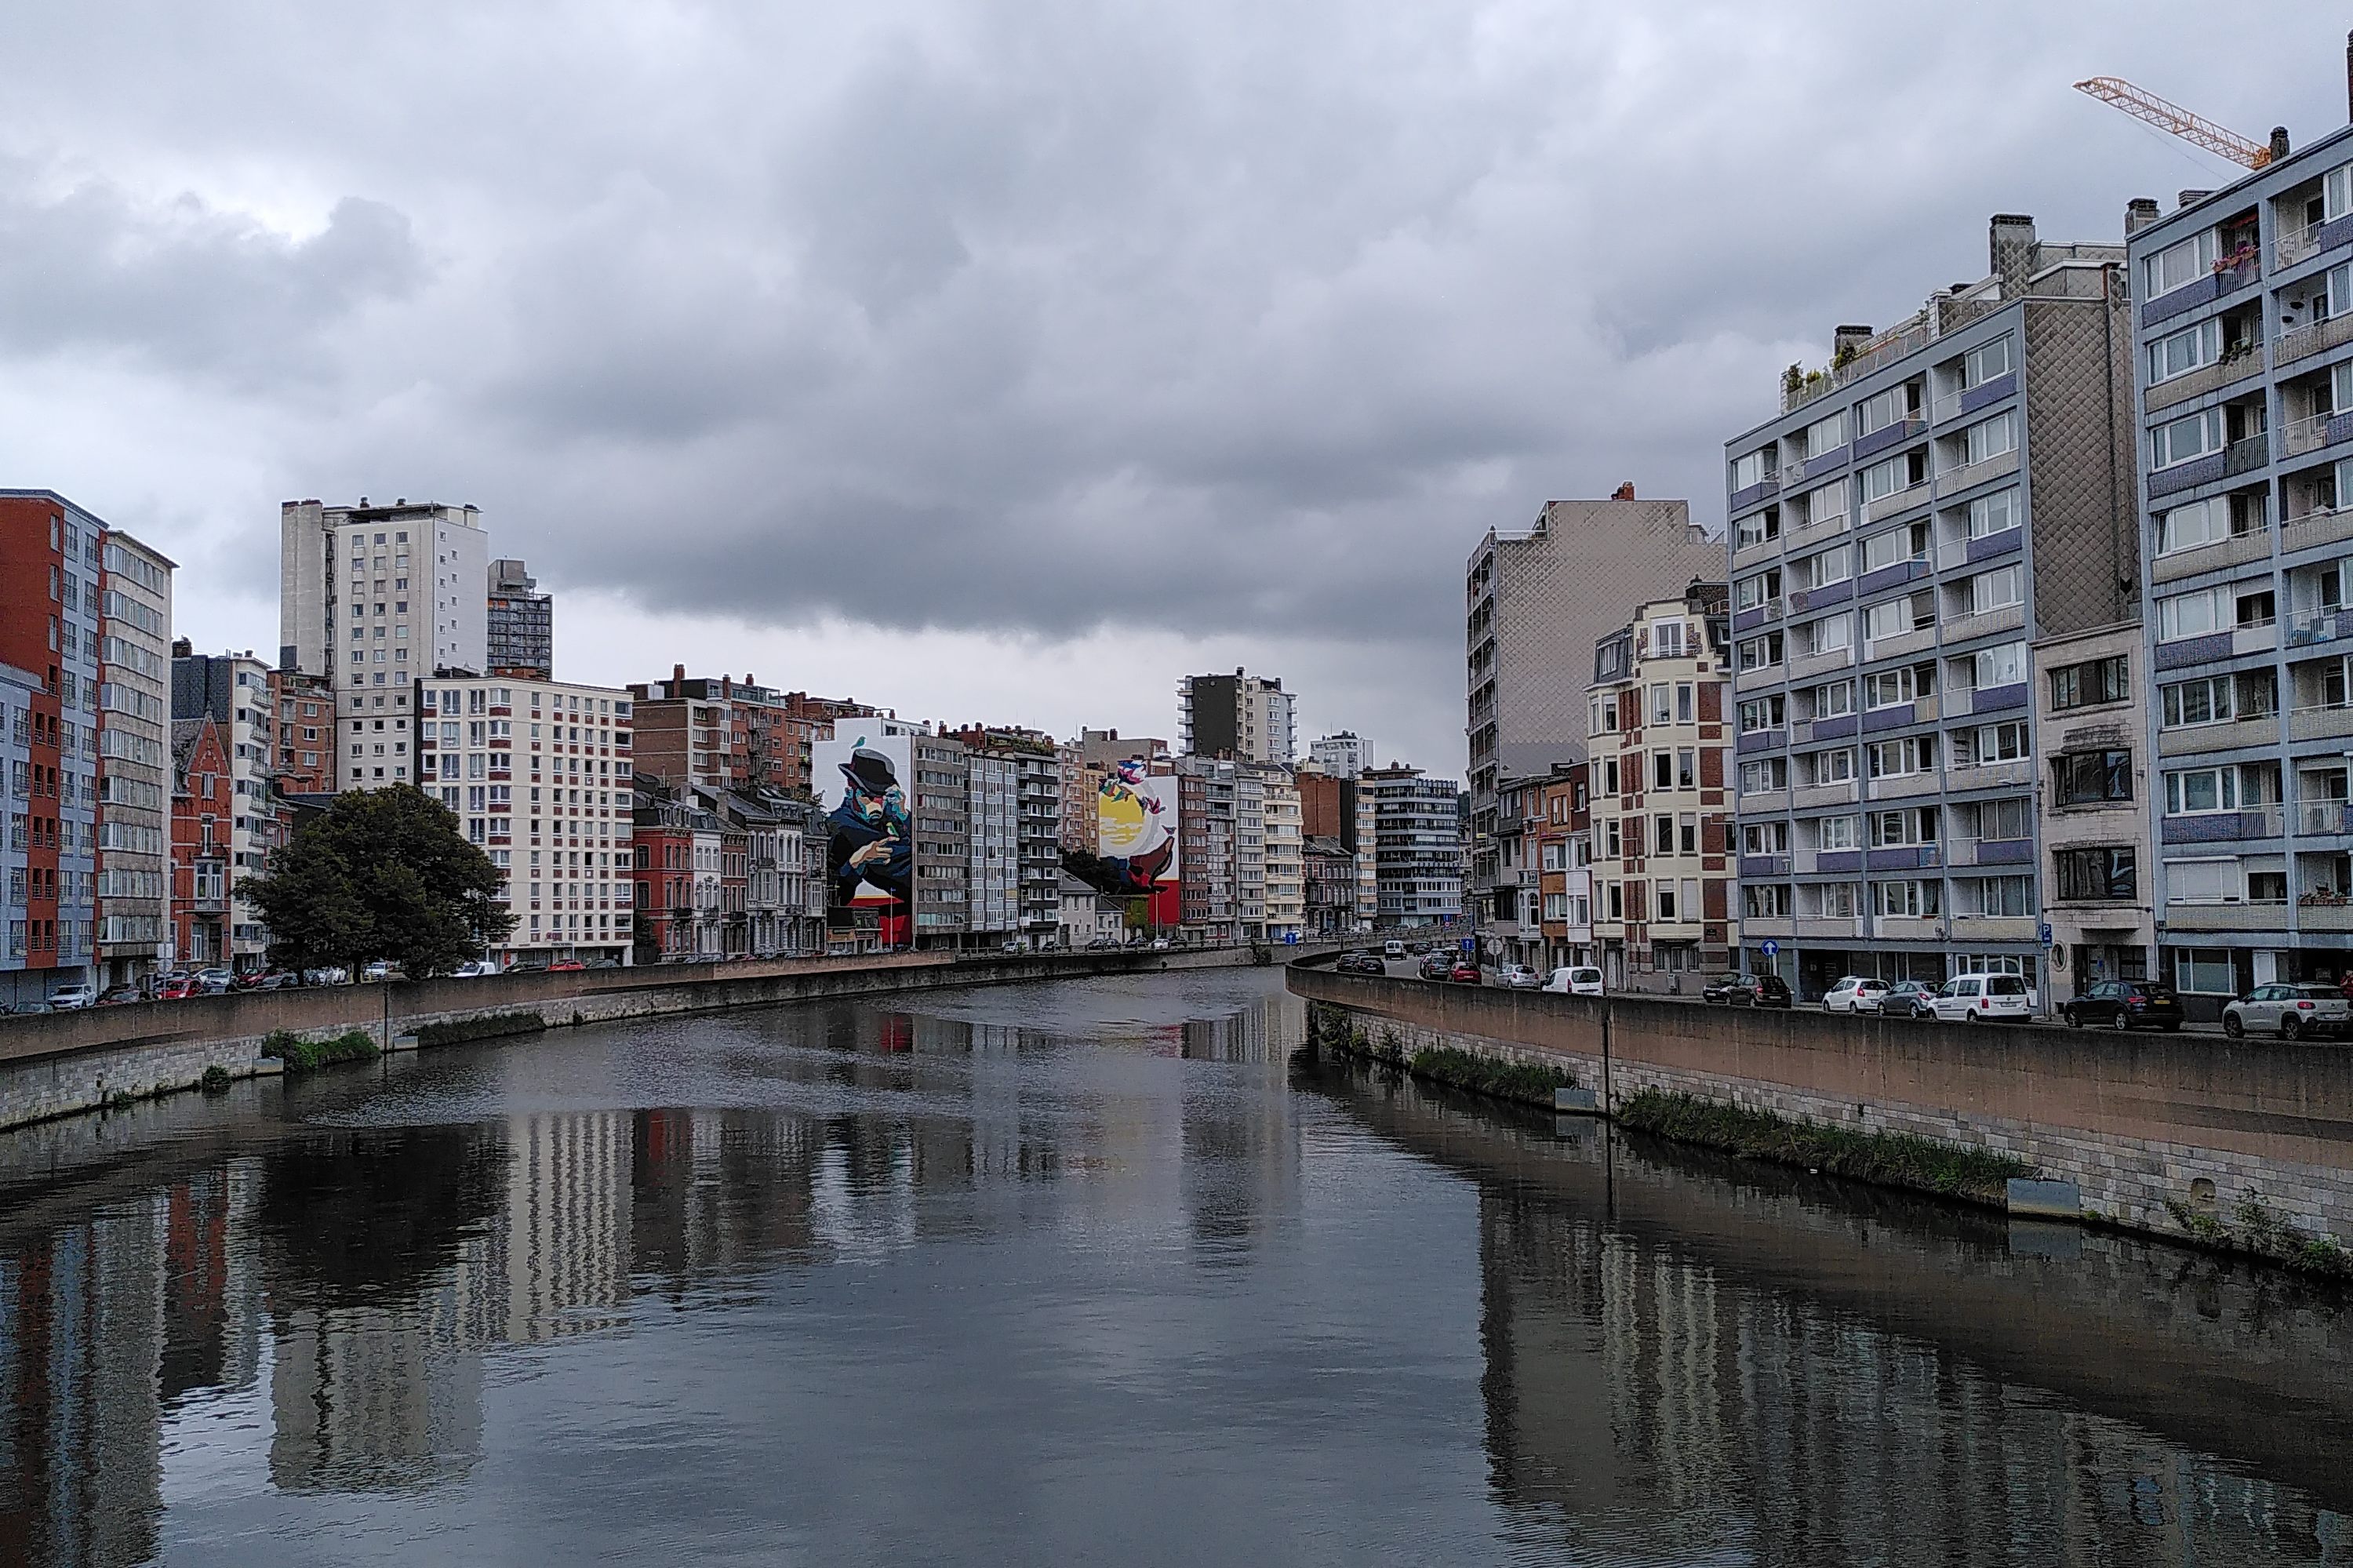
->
[
  {"left": 155, "top": 976, "right": 202, "bottom": 1001},
  {"left": 1875, "top": 979, "right": 1940, "bottom": 1019},
  {"left": 1700, "top": 973, "right": 1749, "bottom": 1004},
  {"left": 1449, "top": 958, "right": 1482, "bottom": 984},
  {"left": 547, "top": 959, "right": 586, "bottom": 973},
  {"left": 302, "top": 966, "right": 351, "bottom": 987},
  {"left": 584, "top": 956, "right": 623, "bottom": 970},
  {"left": 195, "top": 967, "right": 236, "bottom": 995},
  {"left": 45, "top": 982, "right": 97, "bottom": 1011},
  {"left": 1929, "top": 972, "right": 2035, "bottom": 1023},
  {"left": 2064, "top": 980, "right": 2185, "bottom": 1032},
  {"left": 1334, "top": 951, "right": 1386, "bottom": 977},
  {"left": 1500, "top": 963, "right": 1544, "bottom": 990},
  {"left": 1383, "top": 940, "right": 1408, "bottom": 960},
  {"left": 449, "top": 960, "right": 499, "bottom": 978},
  {"left": 235, "top": 969, "right": 294, "bottom": 991},
  {"left": 96, "top": 984, "right": 144, "bottom": 1006},
  {"left": 1821, "top": 976, "right": 1889, "bottom": 1014},
  {"left": 1150, "top": 937, "right": 1171, "bottom": 951},
  {"left": 361, "top": 961, "right": 398, "bottom": 983},
  {"left": 1706, "top": 973, "right": 1792, "bottom": 1007},
  {"left": 2223, "top": 983, "right": 2351, "bottom": 1039},
  {"left": 1545, "top": 966, "right": 1606, "bottom": 996},
  {"left": 1086, "top": 936, "right": 1119, "bottom": 950},
  {"left": 1747, "top": 973, "right": 1794, "bottom": 1008},
  {"left": 1417, "top": 952, "right": 1456, "bottom": 981}
]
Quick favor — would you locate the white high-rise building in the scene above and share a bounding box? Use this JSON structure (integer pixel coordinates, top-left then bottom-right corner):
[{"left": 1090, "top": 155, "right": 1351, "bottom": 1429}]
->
[
  {"left": 1307, "top": 732, "right": 1365, "bottom": 777},
  {"left": 279, "top": 499, "right": 489, "bottom": 790},
  {"left": 1177, "top": 668, "right": 1297, "bottom": 764}
]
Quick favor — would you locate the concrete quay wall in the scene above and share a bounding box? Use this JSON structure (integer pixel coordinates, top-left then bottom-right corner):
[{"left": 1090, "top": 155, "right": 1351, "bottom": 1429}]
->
[
  {"left": 1288, "top": 964, "right": 2353, "bottom": 1249},
  {"left": 0, "top": 944, "right": 1289, "bottom": 1133}
]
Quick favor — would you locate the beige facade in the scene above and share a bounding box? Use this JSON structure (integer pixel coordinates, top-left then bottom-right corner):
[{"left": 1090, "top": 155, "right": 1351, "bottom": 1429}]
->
[
  {"left": 1584, "top": 588, "right": 1735, "bottom": 990},
  {"left": 2033, "top": 621, "right": 2151, "bottom": 1001},
  {"left": 1260, "top": 769, "right": 1304, "bottom": 940}
]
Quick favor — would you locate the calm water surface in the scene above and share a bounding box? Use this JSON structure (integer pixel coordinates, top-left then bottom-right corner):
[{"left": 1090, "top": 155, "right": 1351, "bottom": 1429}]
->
[{"left": 2, "top": 969, "right": 2349, "bottom": 1565}]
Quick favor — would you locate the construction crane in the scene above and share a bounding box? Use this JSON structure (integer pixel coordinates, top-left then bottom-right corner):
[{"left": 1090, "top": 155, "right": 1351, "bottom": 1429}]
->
[{"left": 2074, "top": 76, "right": 2275, "bottom": 169}]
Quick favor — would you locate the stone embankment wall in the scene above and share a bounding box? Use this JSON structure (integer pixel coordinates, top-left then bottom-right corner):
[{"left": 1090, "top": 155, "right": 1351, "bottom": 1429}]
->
[
  {"left": 0, "top": 944, "right": 1293, "bottom": 1133},
  {"left": 1289, "top": 963, "right": 2353, "bottom": 1251}
]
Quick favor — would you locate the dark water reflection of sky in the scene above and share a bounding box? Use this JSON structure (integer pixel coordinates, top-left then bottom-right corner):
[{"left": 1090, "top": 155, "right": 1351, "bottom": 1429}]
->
[{"left": 0, "top": 969, "right": 2347, "bottom": 1566}]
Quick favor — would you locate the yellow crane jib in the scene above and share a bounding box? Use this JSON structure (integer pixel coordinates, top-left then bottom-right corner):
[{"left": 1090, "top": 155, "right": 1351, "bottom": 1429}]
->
[{"left": 2074, "top": 76, "right": 2274, "bottom": 170}]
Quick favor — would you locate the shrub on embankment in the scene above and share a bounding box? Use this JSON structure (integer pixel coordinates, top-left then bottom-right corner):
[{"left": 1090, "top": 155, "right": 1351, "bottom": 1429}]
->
[
  {"left": 1617, "top": 1090, "right": 2031, "bottom": 1206},
  {"left": 262, "top": 1029, "right": 381, "bottom": 1072},
  {"left": 2165, "top": 1193, "right": 2353, "bottom": 1280},
  {"left": 414, "top": 1011, "right": 547, "bottom": 1048},
  {"left": 1306, "top": 1002, "right": 1574, "bottom": 1108}
]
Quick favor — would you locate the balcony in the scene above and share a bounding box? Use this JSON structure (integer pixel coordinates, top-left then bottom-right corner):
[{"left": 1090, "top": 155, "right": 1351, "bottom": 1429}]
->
[
  {"left": 1944, "top": 758, "right": 2033, "bottom": 792},
  {"left": 2144, "top": 352, "right": 2264, "bottom": 414},
  {"left": 2282, "top": 507, "right": 2353, "bottom": 555},
  {"left": 1795, "top": 916, "right": 1861, "bottom": 940},
  {"left": 2157, "top": 714, "right": 2278, "bottom": 756},
  {"left": 2277, "top": 311, "right": 2353, "bottom": 368},
  {"left": 1934, "top": 447, "right": 2020, "bottom": 498},
  {"left": 1741, "top": 788, "right": 1790, "bottom": 817},
  {"left": 2162, "top": 900, "right": 2289, "bottom": 932},
  {"left": 2150, "top": 527, "right": 2275, "bottom": 584},
  {"left": 1865, "top": 481, "right": 1931, "bottom": 525},
  {"left": 1741, "top": 915, "right": 1795, "bottom": 940},
  {"left": 1937, "top": 602, "right": 2026, "bottom": 646},
  {"left": 1864, "top": 626, "right": 1937, "bottom": 663},
  {"left": 2288, "top": 606, "right": 2353, "bottom": 648},
  {"left": 2290, "top": 702, "right": 2353, "bottom": 743},
  {"left": 1871, "top": 915, "right": 1943, "bottom": 942},
  {"left": 2297, "top": 799, "right": 2353, "bottom": 836},
  {"left": 2141, "top": 253, "right": 2260, "bottom": 329},
  {"left": 1867, "top": 771, "right": 1940, "bottom": 801},
  {"left": 1787, "top": 646, "right": 1855, "bottom": 682},
  {"left": 1790, "top": 780, "right": 1857, "bottom": 810},
  {"left": 2224, "top": 435, "right": 2271, "bottom": 478},
  {"left": 2282, "top": 409, "right": 2353, "bottom": 459},
  {"left": 1949, "top": 914, "right": 2037, "bottom": 943},
  {"left": 2160, "top": 806, "right": 2285, "bottom": 844},
  {"left": 1740, "top": 854, "right": 1792, "bottom": 878}
]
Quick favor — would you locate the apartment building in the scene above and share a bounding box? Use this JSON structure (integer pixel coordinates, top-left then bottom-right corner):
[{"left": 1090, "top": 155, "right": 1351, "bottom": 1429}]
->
[
  {"left": 416, "top": 674, "right": 635, "bottom": 964},
  {"left": 911, "top": 733, "right": 970, "bottom": 947},
  {"left": 631, "top": 781, "right": 724, "bottom": 962},
  {"left": 171, "top": 645, "right": 281, "bottom": 967},
  {"left": 1727, "top": 213, "right": 2135, "bottom": 1000},
  {"left": 0, "top": 494, "right": 101, "bottom": 1008},
  {"left": 96, "top": 529, "right": 176, "bottom": 989},
  {"left": 703, "top": 788, "right": 827, "bottom": 957},
  {"left": 1178, "top": 668, "right": 1296, "bottom": 763},
  {"left": 2034, "top": 624, "right": 2151, "bottom": 1002},
  {"left": 1355, "top": 784, "right": 1380, "bottom": 928},
  {"left": 1308, "top": 732, "right": 1366, "bottom": 777},
  {"left": 1057, "top": 728, "right": 1167, "bottom": 853},
  {"left": 964, "top": 747, "right": 1019, "bottom": 941},
  {"left": 281, "top": 500, "right": 489, "bottom": 792},
  {"left": 1175, "top": 755, "right": 1239, "bottom": 943},
  {"left": 628, "top": 668, "right": 871, "bottom": 799},
  {"left": 1587, "top": 588, "right": 1735, "bottom": 988},
  {"left": 1530, "top": 764, "right": 1593, "bottom": 973},
  {"left": 951, "top": 726, "right": 1064, "bottom": 948},
  {"left": 1261, "top": 769, "right": 1304, "bottom": 941},
  {"left": 486, "top": 558, "right": 552, "bottom": 678},
  {"left": 167, "top": 717, "right": 233, "bottom": 967},
  {"left": 268, "top": 668, "right": 336, "bottom": 796},
  {"left": 1465, "top": 487, "right": 1721, "bottom": 953},
  {"left": 1365, "top": 764, "right": 1464, "bottom": 927},
  {"left": 1479, "top": 771, "right": 1548, "bottom": 968},
  {"left": 2126, "top": 129, "right": 2353, "bottom": 1007},
  {"left": 1302, "top": 835, "right": 1356, "bottom": 936}
]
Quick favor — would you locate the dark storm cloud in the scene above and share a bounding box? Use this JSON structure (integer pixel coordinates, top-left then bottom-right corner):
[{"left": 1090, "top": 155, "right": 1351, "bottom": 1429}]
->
[{"left": 0, "top": 164, "right": 422, "bottom": 384}]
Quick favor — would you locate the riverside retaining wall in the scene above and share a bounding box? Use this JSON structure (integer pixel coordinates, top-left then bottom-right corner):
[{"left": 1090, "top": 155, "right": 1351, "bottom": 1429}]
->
[
  {"left": 1288, "top": 962, "right": 2353, "bottom": 1249},
  {"left": 0, "top": 944, "right": 1299, "bottom": 1133}
]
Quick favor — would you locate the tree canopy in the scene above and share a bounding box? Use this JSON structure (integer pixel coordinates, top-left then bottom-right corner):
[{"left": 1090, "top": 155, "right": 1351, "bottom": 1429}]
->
[{"left": 239, "top": 787, "right": 515, "bottom": 977}]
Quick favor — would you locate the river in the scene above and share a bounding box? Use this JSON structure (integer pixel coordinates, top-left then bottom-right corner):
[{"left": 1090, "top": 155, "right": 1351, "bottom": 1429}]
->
[{"left": 0, "top": 968, "right": 2347, "bottom": 1565}]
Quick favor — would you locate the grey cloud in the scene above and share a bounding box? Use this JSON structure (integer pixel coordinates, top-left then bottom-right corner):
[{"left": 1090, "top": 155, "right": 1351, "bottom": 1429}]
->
[{"left": 0, "top": 169, "right": 423, "bottom": 385}]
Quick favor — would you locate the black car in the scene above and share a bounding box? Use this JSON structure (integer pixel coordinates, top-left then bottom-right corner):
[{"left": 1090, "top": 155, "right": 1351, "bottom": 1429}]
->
[
  {"left": 1701, "top": 973, "right": 1792, "bottom": 1007},
  {"left": 1700, "top": 973, "right": 1749, "bottom": 1004},
  {"left": 1875, "top": 979, "right": 1939, "bottom": 1018},
  {"left": 1417, "top": 952, "right": 1456, "bottom": 981},
  {"left": 1334, "top": 952, "right": 1387, "bottom": 977},
  {"left": 2064, "top": 980, "right": 2186, "bottom": 1031}
]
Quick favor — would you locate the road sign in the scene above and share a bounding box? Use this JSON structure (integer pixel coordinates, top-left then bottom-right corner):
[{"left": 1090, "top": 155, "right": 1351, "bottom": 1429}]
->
[
  {"left": 1460, "top": 937, "right": 1476, "bottom": 954},
  {"left": 1282, "top": 932, "right": 1298, "bottom": 945},
  {"left": 2038, "top": 922, "right": 2054, "bottom": 948},
  {"left": 1759, "top": 939, "right": 1780, "bottom": 958}
]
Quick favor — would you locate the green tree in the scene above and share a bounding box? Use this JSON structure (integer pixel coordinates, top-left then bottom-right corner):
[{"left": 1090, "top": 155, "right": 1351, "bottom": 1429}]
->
[{"left": 239, "top": 787, "right": 515, "bottom": 978}]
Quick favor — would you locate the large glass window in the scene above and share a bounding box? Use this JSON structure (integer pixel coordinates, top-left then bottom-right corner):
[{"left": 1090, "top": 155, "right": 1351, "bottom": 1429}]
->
[
  {"left": 1969, "top": 641, "right": 2026, "bottom": 689},
  {"left": 2155, "top": 497, "right": 2228, "bottom": 555},
  {"left": 2142, "top": 229, "right": 2218, "bottom": 297},
  {"left": 1962, "top": 412, "right": 2016, "bottom": 465},
  {"left": 2173, "top": 946, "right": 2238, "bottom": 993},
  {"left": 1969, "top": 563, "right": 2023, "bottom": 613},
  {"left": 2164, "top": 767, "right": 2240, "bottom": 815},
  {"left": 1963, "top": 336, "right": 2013, "bottom": 387},
  {"left": 2054, "top": 846, "right": 2137, "bottom": 901},
  {"left": 1857, "top": 385, "right": 1912, "bottom": 437},
  {"left": 1966, "top": 487, "right": 2020, "bottom": 539},
  {"left": 2157, "top": 587, "right": 2228, "bottom": 642},
  {"left": 2145, "top": 318, "right": 2221, "bottom": 384},
  {"left": 2053, "top": 750, "right": 2133, "bottom": 805},
  {"left": 2151, "top": 408, "right": 2225, "bottom": 470},
  {"left": 1811, "top": 679, "right": 1856, "bottom": 718},
  {"left": 2160, "top": 675, "right": 2232, "bottom": 728},
  {"left": 1805, "top": 411, "right": 1845, "bottom": 457}
]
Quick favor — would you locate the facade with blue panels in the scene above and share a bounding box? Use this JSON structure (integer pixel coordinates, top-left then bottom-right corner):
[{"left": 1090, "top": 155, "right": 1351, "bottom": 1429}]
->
[
  {"left": 2129, "top": 126, "right": 2353, "bottom": 1010},
  {"left": 1725, "top": 216, "right": 2137, "bottom": 1002}
]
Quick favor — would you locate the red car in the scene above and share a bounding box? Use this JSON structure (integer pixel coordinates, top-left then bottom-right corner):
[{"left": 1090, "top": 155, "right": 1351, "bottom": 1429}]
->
[
  {"left": 546, "top": 959, "right": 586, "bottom": 973},
  {"left": 1449, "top": 959, "right": 1482, "bottom": 984},
  {"left": 155, "top": 977, "right": 200, "bottom": 1000}
]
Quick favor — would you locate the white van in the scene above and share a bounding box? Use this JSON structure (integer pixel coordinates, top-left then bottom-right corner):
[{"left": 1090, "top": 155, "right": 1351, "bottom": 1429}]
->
[
  {"left": 1383, "top": 940, "right": 1408, "bottom": 960},
  {"left": 1545, "top": 966, "right": 1605, "bottom": 996},
  {"left": 1929, "top": 972, "right": 2034, "bottom": 1022}
]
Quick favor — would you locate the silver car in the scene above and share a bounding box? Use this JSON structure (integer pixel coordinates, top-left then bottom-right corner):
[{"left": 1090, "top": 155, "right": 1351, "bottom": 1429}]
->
[{"left": 2223, "top": 982, "right": 2351, "bottom": 1039}]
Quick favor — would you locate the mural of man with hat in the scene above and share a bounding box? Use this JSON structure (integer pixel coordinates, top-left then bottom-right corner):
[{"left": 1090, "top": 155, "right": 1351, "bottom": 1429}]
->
[{"left": 827, "top": 743, "right": 912, "bottom": 906}]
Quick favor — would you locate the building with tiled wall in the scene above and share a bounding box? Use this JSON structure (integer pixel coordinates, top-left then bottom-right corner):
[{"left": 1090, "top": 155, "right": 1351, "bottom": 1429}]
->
[
  {"left": 2129, "top": 126, "right": 2353, "bottom": 1010},
  {"left": 1725, "top": 213, "right": 2135, "bottom": 1002}
]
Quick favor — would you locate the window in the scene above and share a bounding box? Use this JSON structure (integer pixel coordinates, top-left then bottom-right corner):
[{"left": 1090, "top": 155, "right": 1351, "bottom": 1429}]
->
[
  {"left": 1968, "top": 641, "right": 2027, "bottom": 690},
  {"left": 1966, "top": 722, "right": 2028, "bottom": 765},
  {"left": 1860, "top": 521, "right": 1928, "bottom": 573},
  {"left": 1803, "top": 479, "right": 1848, "bottom": 530},
  {"left": 2146, "top": 318, "right": 2222, "bottom": 385},
  {"left": 1741, "top": 757, "right": 1788, "bottom": 792},
  {"left": 2161, "top": 675, "right": 2233, "bottom": 728},
  {"left": 2151, "top": 408, "right": 2225, "bottom": 470},
  {"left": 2054, "top": 846, "right": 2137, "bottom": 901},
  {"left": 1860, "top": 454, "right": 1914, "bottom": 504},
  {"left": 2157, "top": 587, "right": 2227, "bottom": 642},
  {"left": 1804, "top": 409, "right": 1845, "bottom": 457},
  {"left": 1798, "top": 546, "right": 1851, "bottom": 588},
  {"left": 1960, "top": 875, "right": 2032, "bottom": 917},
  {"left": 2164, "top": 766, "right": 2240, "bottom": 815},
  {"left": 1965, "top": 487, "right": 2019, "bottom": 540},
  {"left": 1864, "top": 593, "right": 1933, "bottom": 642},
  {"left": 1975, "top": 796, "right": 2031, "bottom": 842},
  {"left": 2155, "top": 497, "right": 2231, "bottom": 555},
  {"left": 1863, "top": 666, "right": 1925, "bottom": 708},
  {"left": 1736, "top": 508, "right": 1781, "bottom": 549},
  {"left": 1811, "top": 679, "right": 1857, "bottom": 718},
  {"left": 2329, "top": 162, "right": 2353, "bottom": 224},
  {"left": 1857, "top": 384, "right": 1915, "bottom": 437},
  {"left": 1806, "top": 747, "right": 1857, "bottom": 784},
  {"left": 1731, "top": 449, "right": 1769, "bottom": 490},
  {"left": 1866, "top": 735, "right": 1936, "bottom": 778},
  {"left": 1653, "top": 751, "right": 1674, "bottom": 790},
  {"left": 2142, "top": 229, "right": 2219, "bottom": 297},
  {"left": 1801, "top": 614, "right": 1852, "bottom": 656},
  {"left": 2173, "top": 947, "right": 2237, "bottom": 995},
  {"left": 2168, "top": 860, "right": 2242, "bottom": 905},
  {"left": 2049, "top": 656, "right": 2129, "bottom": 713},
  {"left": 1742, "top": 820, "right": 1790, "bottom": 855},
  {"left": 1962, "top": 412, "right": 2016, "bottom": 465},
  {"left": 1676, "top": 682, "right": 1695, "bottom": 723},
  {"left": 1816, "top": 813, "right": 1857, "bottom": 849},
  {"left": 1737, "top": 632, "right": 1784, "bottom": 671},
  {"left": 1871, "top": 879, "right": 1939, "bottom": 917},
  {"left": 1744, "top": 883, "right": 1789, "bottom": 918},
  {"left": 1651, "top": 620, "right": 1686, "bottom": 657},
  {"left": 1737, "top": 696, "right": 1785, "bottom": 733},
  {"left": 1868, "top": 807, "right": 1933, "bottom": 847},
  {"left": 1969, "top": 563, "right": 2023, "bottom": 613},
  {"left": 1651, "top": 682, "right": 1673, "bottom": 725},
  {"left": 1964, "top": 336, "right": 2013, "bottom": 387},
  {"left": 1736, "top": 569, "right": 1780, "bottom": 611}
]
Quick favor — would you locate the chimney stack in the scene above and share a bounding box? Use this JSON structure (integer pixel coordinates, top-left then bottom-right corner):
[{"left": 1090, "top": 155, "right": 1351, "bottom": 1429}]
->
[
  {"left": 673, "top": 663, "right": 686, "bottom": 685},
  {"left": 2345, "top": 30, "right": 2351, "bottom": 122},
  {"left": 2271, "top": 126, "right": 2292, "bottom": 162},
  {"left": 1832, "top": 324, "right": 1874, "bottom": 360},
  {"left": 1989, "top": 213, "right": 2037, "bottom": 297},
  {"left": 2178, "top": 189, "right": 2212, "bottom": 210},
  {"left": 1612, "top": 482, "right": 1636, "bottom": 501},
  {"left": 2125, "top": 196, "right": 2162, "bottom": 235}
]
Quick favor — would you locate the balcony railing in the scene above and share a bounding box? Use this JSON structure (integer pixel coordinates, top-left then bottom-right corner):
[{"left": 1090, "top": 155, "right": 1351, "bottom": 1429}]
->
[
  {"left": 2282, "top": 409, "right": 2353, "bottom": 458},
  {"left": 2297, "top": 799, "right": 2353, "bottom": 836},
  {"left": 2277, "top": 311, "right": 2353, "bottom": 367}
]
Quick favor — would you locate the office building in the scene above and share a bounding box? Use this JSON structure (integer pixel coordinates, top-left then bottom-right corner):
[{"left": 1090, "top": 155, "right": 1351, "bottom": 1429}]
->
[
  {"left": 1587, "top": 586, "right": 1735, "bottom": 988},
  {"left": 1727, "top": 213, "right": 2135, "bottom": 999},
  {"left": 279, "top": 499, "right": 489, "bottom": 790},
  {"left": 1177, "top": 669, "right": 1295, "bottom": 763},
  {"left": 486, "top": 558, "right": 552, "bottom": 678}
]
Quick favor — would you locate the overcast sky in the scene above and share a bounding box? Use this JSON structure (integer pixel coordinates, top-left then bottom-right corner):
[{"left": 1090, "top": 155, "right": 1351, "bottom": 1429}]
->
[{"left": 2, "top": 3, "right": 2344, "bottom": 773}]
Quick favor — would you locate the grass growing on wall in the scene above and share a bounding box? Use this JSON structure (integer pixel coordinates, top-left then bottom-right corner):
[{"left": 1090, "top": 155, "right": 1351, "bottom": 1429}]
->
[
  {"left": 415, "top": 1012, "right": 547, "bottom": 1048},
  {"left": 262, "top": 1029, "right": 381, "bottom": 1072},
  {"left": 2163, "top": 1194, "right": 2353, "bottom": 1280},
  {"left": 1617, "top": 1090, "right": 2032, "bottom": 1205},
  {"left": 1305, "top": 1002, "right": 1575, "bottom": 1108}
]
